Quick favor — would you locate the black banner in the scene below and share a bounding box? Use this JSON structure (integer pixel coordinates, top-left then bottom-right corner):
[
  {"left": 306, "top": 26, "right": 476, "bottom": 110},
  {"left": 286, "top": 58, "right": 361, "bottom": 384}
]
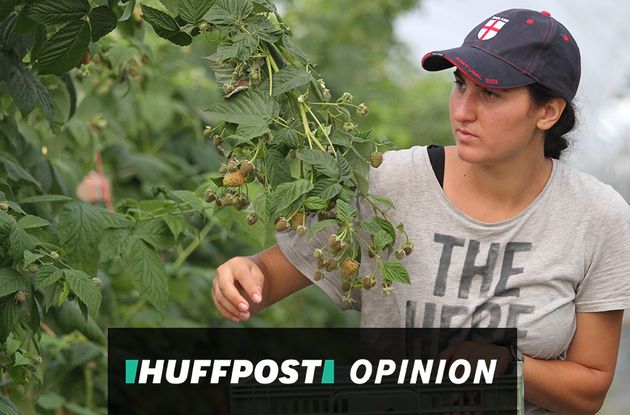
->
[{"left": 108, "top": 328, "right": 521, "bottom": 414}]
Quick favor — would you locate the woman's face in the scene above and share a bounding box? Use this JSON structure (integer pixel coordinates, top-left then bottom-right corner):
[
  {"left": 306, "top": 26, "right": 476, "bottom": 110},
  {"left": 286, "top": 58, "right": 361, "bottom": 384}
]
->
[{"left": 449, "top": 69, "right": 544, "bottom": 165}]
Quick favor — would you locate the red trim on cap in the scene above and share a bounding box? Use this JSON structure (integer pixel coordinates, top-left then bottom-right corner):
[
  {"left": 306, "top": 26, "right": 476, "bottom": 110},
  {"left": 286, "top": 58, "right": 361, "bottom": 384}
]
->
[
  {"left": 540, "top": 10, "right": 551, "bottom": 16},
  {"left": 441, "top": 56, "right": 507, "bottom": 90},
  {"left": 526, "top": 19, "right": 535, "bottom": 24}
]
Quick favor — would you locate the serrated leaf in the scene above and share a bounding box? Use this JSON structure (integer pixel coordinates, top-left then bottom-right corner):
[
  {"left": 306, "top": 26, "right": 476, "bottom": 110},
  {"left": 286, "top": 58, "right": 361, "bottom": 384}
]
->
[
  {"left": 306, "top": 218, "right": 336, "bottom": 238},
  {"left": 374, "top": 216, "right": 396, "bottom": 242},
  {"left": 369, "top": 194, "right": 394, "bottom": 209},
  {"left": 126, "top": 239, "right": 169, "bottom": 311},
  {"left": 251, "top": 192, "right": 270, "bottom": 223},
  {"left": 178, "top": 0, "right": 212, "bottom": 24},
  {"left": 0, "top": 152, "right": 42, "bottom": 188},
  {"left": 335, "top": 199, "right": 357, "bottom": 223},
  {"left": 0, "top": 211, "right": 12, "bottom": 235},
  {"left": 236, "top": 121, "right": 270, "bottom": 139},
  {"left": 269, "top": 179, "right": 313, "bottom": 218},
  {"left": 18, "top": 215, "right": 49, "bottom": 229},
  {"left": 23, "top": 250, "right": 44, "bottom": 266},
  {"left": 297, "top": 149, "right": 339, "bottom": 179},
  {"left": 163, "top": 214, "right": 186, "bottom": 241},
  {"left": 380, "top": 261, "right": 411, "bottom": 284},
  {"left": 158, "top": 0, "right": 178, "bottom": 15},
  {"left": 14, "top": 351, "right": 30, "bottom": 366},
  {"left": 63, "top": 269, "right": 101, "bottom": 317},
  {"left": 206, "top": 90, "right": 279, "bottom": 126},
  {"left": 337, "top": 151, "right": 353, "bottom": 180},
  {"left": 170, "top": 190, "right": 203, "bottom": 211},
  {"left": 203, "top": 0, "right": 253, "bottom": 29},
  {"left": 272, "top": 127, "right": 301, "bottom": 148},
  {"left": 37, "top": 20, "right": 91, "bottom": 75},
  {"left": 18, "top": 194, "right": 74, "bottom": 204},
  {"left": 89, "top": 6, "right": 117, "bottom": 41},
  {"left": 252, "top": 0, "right": 277, "bottom": 12},
  {"left": 360, "top": 219, "right": 382, "bottom": 237},
  {"left": 319, "top": 183, "right": 342, "bottom": 201},
  {"left": 281, "top": 34, "right": 309, "bottom": 64},
  {"left": 167, "top": 31, "right": 192, "bottom": 46},
  {"left": 304, "top": 196, "right": 327, "bottom": 210},
  {"left": 0, "top": 268, "right": 26, "bottom": 297},
  {"left": 9, "top": 223, "right": 35, "bottom": 260},
  {"left": 98, "top": 227, "right": 134, "bottom": 260},
  {"left": 58, "top": 203, "right": 106, "bottom": 262},
  {"left": 246, "top": 15, "right": 281, "bottom": 43},
  {"left": 0, "top": 51, "right": 53, "bottom": 122},
  {"left": 264, "top": 147, "right": 292, "bottom": 189},
  {"left": 269, "top": 67, "right": 312, "bottom": 97},
  {"left": 134, "top": 220, "right": 173, "bottom": 250},
  {"left": 0, "top": 298, "right": 20, "bottom": 343},
  {"left": 372, "top": 229, "right": 394, "bottom": 252},
  {"left": 140, "top": 5, "right": 178, "bottom": 33},
  {"left": 27, "top": 0, "right": 90, "bottom": 25},
  {"left": 36, "top": 266, "right": 62, "bottom": 289},
  {"left": 204, "top": 54, "right": 236, "bottom": 85}
]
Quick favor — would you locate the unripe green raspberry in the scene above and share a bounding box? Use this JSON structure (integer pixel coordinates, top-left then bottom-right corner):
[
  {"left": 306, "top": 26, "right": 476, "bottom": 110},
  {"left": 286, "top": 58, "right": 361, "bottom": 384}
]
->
[
  {"left": 343, "top": 121, "right": 356, "bottom": 133},
  {"left": 15, "top": 291, "right": 27, "bottom": 303},
  {"left": 92, "top": 277, "right": 102, "bottom": 287},
  {"left": 369, "top": 152, "right": 383, "bottom": 168},
  {"left": 275, "top": 217, "right": 289, "bottom": 232},
  {"left": 340, "top": 92, "right": 353, "bottom": 104},
  {"left": 246, "top": 213, "right": 257, "bottom": 225},
  {"left": 325, "top": 259, "right": 338, "bottom": 272},
  {"left": 0, "top": 202, "right": 8, "bottom": 210},
  {"left": 395, "top": 249, "right": 405, "bottom": 260}
]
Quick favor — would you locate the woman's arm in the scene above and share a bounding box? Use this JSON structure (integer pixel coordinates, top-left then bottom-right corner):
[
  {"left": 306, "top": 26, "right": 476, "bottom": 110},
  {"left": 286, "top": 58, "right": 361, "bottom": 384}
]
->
[
  {"left": 211, "top": 244, "right": 312, "bottom": 322},
  {"left": 524, "top": 310, "right": 624, "bottom": 414}
]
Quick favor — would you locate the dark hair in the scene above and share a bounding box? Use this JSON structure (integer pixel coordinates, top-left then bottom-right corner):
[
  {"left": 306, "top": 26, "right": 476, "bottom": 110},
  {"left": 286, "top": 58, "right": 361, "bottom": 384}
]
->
[{"left": 526, "top": 83, "right": 577, "bottom": 160}]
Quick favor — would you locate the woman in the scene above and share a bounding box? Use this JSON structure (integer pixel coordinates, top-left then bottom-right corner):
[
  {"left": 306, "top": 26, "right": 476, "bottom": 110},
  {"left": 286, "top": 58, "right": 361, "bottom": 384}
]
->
[{"left": 211, "top": 9, "right": 630, "bottom": 414}]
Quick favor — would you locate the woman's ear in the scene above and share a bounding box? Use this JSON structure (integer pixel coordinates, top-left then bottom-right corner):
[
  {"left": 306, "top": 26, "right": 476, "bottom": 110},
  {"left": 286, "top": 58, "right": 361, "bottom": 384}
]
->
[{"left": 536, "top": 97, "right": 567, "bottom": 131}]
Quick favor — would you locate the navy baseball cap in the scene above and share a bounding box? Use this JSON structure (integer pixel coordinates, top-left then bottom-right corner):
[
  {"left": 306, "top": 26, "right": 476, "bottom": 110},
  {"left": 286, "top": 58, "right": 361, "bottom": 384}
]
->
[{"left": 421, "top": 9, "right": 581, "bottom": 100}]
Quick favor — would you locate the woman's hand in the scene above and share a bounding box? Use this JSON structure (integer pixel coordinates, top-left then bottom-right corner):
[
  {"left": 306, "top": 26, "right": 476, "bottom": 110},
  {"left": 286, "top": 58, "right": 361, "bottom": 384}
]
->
[{"left": 211, "top": 256, "right": 265, "bottom": 323}]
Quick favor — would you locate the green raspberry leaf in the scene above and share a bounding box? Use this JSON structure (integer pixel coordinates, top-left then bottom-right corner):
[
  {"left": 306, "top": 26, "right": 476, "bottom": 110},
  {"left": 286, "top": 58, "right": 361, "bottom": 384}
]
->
[
  {"left": 380, "top": 260, "right": 411, "bottom": 285},
  {"left": 27, "top": 0, "right": 90, "bottom": 25},
  {"left": 63, "top": 269, "right": 101, "bottom": 317},
  {"left": 37, "top": 20, "right": 91, "bottom": 75},
  {"left": 126, "top": 239, "right": 169, "bottom": 311}
]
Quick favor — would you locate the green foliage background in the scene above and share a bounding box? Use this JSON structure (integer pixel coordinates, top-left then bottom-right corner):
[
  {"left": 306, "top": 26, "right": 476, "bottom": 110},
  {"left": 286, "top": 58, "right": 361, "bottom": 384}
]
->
[{"left": 0, "top": 0, "right": 451, "bottom": 413}]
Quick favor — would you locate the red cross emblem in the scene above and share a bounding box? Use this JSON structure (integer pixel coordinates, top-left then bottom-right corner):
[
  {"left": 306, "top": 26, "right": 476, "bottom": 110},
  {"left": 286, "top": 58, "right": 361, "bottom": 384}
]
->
[{"left": 477, "top": 19, "right": 506, "bottom": 40}]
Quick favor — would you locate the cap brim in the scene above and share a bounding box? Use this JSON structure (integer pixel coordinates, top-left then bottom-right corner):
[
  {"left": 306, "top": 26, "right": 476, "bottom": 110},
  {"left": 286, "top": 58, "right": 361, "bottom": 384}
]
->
[{"left": 421, "top": 46, "right": 535, "bottom": 90}]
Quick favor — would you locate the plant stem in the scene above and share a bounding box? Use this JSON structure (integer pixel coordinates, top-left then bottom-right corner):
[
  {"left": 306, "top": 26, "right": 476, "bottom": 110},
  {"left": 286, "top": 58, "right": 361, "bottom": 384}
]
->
[
  {"left": 306, "top": 106, "right": 335, "bottom": 153},
  {"left": 84, "top": 366, "right": 94, "bottom": 409},
  {"left": 298, "top": 104, "right": 326, "bottom": 151},
  {"left": 266, "top": 54, "right": 273, "bottom": 96},
  {"left": 174, "top": 221, "right": 214, "bottom": 268}
]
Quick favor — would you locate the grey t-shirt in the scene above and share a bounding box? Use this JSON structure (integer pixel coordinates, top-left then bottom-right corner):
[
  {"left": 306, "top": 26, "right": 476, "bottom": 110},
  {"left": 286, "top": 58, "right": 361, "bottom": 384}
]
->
[{"left": 276, "top": 145, "right": 630, "bottom": 412}]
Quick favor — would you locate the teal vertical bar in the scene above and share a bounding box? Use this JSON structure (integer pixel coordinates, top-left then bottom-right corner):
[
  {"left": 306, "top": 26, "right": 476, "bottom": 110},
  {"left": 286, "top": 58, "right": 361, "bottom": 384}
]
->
[
  {"left": 126, "top": 360, "right": 139, "bottom": 384},
  {"left": 321, "top": 360, "right": 335, "bottom": 384}
]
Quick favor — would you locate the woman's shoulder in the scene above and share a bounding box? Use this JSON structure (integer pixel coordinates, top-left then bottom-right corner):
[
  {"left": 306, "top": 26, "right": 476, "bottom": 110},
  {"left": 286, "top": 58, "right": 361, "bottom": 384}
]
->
[
  {"left": 368, "top": 145, "right": 431, "bottom": 192},
  {"left": 554, "top": 160, "right": 629, "bottom": 220}
]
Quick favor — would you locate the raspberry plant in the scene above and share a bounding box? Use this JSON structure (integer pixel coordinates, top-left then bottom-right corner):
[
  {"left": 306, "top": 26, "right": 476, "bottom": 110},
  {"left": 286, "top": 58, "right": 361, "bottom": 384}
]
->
[
  {"left": 0, "top": 0, "right": 417, "bottom": 411},
  {"left": 144, "top": 0, "right": 416, "bottom": 302}
]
